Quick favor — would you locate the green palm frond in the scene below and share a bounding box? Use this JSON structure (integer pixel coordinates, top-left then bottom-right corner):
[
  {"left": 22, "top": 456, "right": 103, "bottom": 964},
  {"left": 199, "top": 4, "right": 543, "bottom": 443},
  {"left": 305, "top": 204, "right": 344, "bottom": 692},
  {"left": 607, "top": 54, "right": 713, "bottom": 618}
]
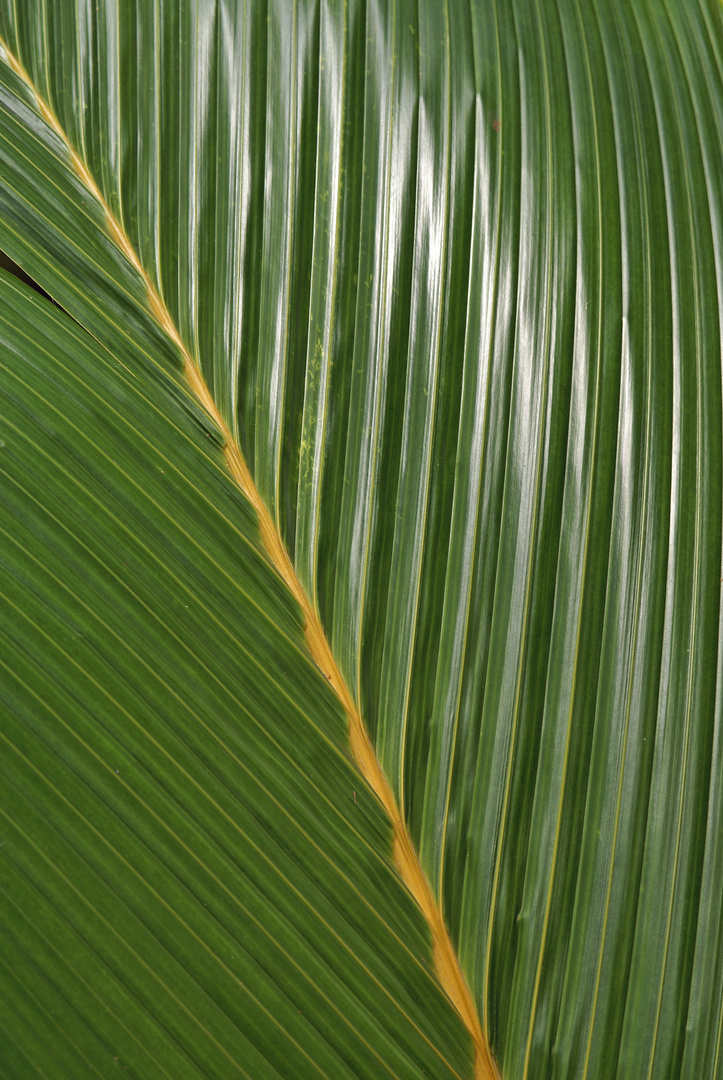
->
[{"left": 1, "top": 3, "right": 722, "bottom": 1079}]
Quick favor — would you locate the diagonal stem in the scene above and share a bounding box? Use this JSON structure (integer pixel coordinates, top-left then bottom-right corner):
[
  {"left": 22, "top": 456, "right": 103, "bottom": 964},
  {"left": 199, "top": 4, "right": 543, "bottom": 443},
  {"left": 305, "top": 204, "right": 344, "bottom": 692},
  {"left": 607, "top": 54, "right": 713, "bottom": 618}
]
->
[{"left": 0, "top": 38, "right": 499, "bottom": 1080}]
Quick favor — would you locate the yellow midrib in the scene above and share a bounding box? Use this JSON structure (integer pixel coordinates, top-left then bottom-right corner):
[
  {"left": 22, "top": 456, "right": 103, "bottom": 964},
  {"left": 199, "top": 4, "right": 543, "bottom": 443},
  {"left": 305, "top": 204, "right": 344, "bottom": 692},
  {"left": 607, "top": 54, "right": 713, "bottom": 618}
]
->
[{"left": 1, "top": 39, "right": 498, "bottom": 1080}]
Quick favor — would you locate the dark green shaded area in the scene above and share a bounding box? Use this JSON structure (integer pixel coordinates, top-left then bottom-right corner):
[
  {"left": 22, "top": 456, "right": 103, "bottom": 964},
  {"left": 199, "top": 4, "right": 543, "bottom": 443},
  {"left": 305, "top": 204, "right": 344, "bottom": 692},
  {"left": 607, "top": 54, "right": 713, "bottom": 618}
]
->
[{"left": 0, "top": 272, "right": 472, "bottom": 1080}]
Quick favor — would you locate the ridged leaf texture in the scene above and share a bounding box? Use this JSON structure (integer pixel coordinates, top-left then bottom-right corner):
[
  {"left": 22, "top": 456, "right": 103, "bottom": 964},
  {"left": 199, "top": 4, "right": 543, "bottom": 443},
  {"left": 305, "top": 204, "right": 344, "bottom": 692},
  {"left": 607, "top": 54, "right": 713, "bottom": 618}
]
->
[{"left": 1, "top": 2, "right": 722, "bottom": 1079}]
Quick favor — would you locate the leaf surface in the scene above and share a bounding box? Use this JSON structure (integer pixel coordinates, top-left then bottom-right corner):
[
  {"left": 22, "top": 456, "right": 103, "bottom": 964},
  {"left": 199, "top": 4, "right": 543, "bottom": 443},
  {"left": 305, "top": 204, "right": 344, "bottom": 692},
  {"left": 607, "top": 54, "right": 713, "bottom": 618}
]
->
[
  {"left": 0, "top": 263, "right": 474, "bottom": 1079},
  {"left": 1, "top": 2, "right": 723, "bottom": 1078}
]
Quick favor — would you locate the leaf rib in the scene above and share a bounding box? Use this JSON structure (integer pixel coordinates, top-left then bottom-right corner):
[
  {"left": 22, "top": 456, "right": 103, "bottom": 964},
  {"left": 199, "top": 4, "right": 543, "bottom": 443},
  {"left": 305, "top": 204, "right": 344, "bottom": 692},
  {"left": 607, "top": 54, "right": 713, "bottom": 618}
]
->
[{"left": 0, "top": 36, "right": 499, "bottom": 1080}]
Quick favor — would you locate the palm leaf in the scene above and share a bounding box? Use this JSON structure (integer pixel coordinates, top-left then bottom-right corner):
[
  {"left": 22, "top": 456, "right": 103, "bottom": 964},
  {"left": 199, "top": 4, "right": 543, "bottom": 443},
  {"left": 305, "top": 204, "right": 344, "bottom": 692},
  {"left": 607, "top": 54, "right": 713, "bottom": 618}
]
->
[{"left": 1, "top": 2, "right": 722, "bottom": 1079}]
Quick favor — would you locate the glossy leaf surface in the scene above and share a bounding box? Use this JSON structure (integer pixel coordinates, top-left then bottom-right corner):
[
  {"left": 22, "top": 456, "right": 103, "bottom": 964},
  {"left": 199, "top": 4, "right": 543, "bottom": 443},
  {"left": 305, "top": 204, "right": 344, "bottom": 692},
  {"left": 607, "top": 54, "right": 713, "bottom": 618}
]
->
[{"left": 1, "top": 1, "right": 723, "bottom": 1078}]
